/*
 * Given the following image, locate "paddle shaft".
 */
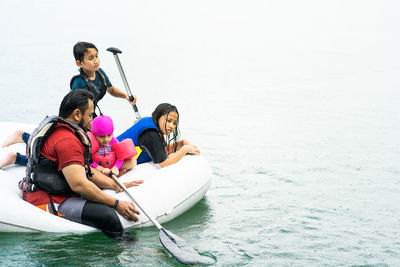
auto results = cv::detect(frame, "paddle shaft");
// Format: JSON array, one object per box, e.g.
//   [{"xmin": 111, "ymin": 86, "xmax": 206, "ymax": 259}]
[
  {"xmin": 107, "ymin": 48, "xmax": 141, "ymax": 120},
  {"xmin": 110, "ymin": 174, "xmax": 162, "ymax": 230},
  {"xmin": 110, "ymin": 175, "xmax": 209, "ymax": 264}
]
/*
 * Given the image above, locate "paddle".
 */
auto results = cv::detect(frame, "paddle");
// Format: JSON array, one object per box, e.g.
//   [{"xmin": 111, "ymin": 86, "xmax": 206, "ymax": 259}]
[
  {"xmin": 110, "ymin": 174, "xmax": 210, "ymax": 264},
  {"xmin": 106, "ymin": 47, "xmax": 141, "ymax": 120}
]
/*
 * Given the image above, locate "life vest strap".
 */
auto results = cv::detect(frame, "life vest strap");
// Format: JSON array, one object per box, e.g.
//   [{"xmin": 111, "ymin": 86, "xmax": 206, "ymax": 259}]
[{"xmin": 36, "ymin": 203, "xmax": 65, "ymax": 217}]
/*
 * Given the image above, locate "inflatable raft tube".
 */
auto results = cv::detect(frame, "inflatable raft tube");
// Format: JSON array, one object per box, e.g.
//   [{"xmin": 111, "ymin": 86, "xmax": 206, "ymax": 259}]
[{"xmin": 0, "ymin": 122, "xmax": 212, "ymax": 233}]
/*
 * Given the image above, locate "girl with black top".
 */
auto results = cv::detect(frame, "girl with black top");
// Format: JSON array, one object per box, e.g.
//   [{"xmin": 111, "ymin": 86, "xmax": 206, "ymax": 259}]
[{"xmin": 117, "ymin": 103, "xmax": 200, "ymax": 167}]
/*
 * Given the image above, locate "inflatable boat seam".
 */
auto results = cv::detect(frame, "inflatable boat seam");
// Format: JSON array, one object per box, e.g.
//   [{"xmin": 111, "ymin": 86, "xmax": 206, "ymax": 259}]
[
  {"xmin": 170, "ymin": 180, "xmax": 211, "ymax": 213},
  {"xmin": 0, "ymin": 221, "xmax": 43, "ymax": 232}
]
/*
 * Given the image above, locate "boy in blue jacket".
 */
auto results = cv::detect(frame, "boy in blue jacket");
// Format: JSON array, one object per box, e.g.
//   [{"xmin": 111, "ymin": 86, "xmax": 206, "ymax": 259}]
[{"xmin": 70, "ymin": 41, "xmax": 136, "ymax": 116}]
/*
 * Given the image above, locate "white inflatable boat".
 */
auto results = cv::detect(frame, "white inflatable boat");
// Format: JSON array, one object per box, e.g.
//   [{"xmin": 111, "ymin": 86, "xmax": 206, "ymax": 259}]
[{"xmin": 0, "ymin": 122, "xmax": 212, "ymax": 233}]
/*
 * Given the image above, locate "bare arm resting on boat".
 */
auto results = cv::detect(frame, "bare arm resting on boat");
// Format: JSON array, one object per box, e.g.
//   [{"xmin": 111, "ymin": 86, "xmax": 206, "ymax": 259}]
[
  {"xmin": 159, "ymin": 139, "xmax": 200, "ymax": 168},
  {"xmin": 139, "ymin": 130, "xmax": 200, "ymax": 168}
]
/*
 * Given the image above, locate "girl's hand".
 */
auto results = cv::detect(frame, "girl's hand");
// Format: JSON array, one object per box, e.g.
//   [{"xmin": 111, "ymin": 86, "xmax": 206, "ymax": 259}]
[
  {"xmin": 101, "ymin": 168, "xmax": 111, "ymax": 175},
  {"xmin": 183, "ymin": 144, "xmax": 200, "ymax": 155},
  {"xmin": 191, "ymin": 144, "xmax": 200, "ymax": 153},
  {"xmin": 182, "ymin": 139, "xmax": 200, "ymax": 153},
  {"xmin": 111, "ymin": 166, "xmax": 119, "ymax": 177}
]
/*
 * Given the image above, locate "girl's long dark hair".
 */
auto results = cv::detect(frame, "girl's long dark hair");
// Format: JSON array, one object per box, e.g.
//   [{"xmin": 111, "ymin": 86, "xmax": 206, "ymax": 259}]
[{"xmin": 152, "ymin": 103, "xmax": 180, "ymax": 152}]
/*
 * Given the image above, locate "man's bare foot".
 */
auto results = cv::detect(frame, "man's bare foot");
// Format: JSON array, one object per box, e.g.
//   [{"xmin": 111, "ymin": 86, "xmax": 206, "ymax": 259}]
[
  {"xmin": 0, "ymin": 152, "xmax": 17, "ymax": 169},
  {"xmin": 1, "ymin": 129, "xmax": 25, "ymax": 148}
]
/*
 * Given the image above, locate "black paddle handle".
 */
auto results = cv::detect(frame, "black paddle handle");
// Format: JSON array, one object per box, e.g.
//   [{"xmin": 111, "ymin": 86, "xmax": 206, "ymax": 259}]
[{"xmin": 106, "ymin": 47, "xmax": 122, "ymax": 55}]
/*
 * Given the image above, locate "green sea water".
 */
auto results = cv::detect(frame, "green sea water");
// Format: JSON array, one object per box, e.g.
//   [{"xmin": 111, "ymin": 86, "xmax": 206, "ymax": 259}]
[{"xmin": 0, "ymin": 201, "xmax": 216, "ymax": 266}]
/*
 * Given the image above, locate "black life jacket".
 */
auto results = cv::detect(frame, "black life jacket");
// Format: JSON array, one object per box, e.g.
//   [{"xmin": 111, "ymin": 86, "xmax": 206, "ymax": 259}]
[
  {"xmin": 24, "ymin": 115, "xmax": 93, "ymax": 195},
  {"xmin": 70, "ymin": 68, "xmax": 107, "ymax": 117}
]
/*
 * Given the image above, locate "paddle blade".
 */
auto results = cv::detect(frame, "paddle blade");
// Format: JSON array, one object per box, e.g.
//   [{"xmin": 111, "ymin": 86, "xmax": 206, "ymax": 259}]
[{"xmin": 159, "ymin": 228, "xmax": 211, "ymax": 265}]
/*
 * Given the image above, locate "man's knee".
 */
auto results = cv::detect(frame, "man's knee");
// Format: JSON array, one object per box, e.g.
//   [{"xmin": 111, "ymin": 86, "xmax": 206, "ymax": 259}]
[{"xmin": 81, "ymin": 201, "xmax": 124, "ymax": 238}]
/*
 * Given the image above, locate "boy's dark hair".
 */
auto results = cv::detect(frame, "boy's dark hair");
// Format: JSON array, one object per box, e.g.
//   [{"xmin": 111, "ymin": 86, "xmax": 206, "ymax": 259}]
[
  {"xmin": 59, "ymin": 89, "xmax": 94, "ymax": 118},
  {"xmin": 73, "ymin": 41, "xmax": 98, "ymax": 62},
  {"xmin": 152, "ymin": 103, "xmax": 180, "ymax": 151}
]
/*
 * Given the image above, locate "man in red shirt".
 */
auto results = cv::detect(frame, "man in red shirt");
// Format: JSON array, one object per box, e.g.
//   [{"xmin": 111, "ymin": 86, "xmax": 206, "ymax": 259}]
[{"xmin": 23, "ymin": 89, "xmax": 141, "ymax": 239}]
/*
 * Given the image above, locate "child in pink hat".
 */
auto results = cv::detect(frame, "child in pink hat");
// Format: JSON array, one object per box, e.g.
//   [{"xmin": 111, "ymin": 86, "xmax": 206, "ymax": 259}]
[{"xmin": 88, "ymin": 115, "xmax": 137, "ymax": 177}]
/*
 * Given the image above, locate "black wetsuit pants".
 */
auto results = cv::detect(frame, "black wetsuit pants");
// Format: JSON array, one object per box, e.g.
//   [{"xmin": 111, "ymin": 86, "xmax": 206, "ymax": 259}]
[{"xmin": 58, "ymin": 197, "xmax": 126, "ymax": 239}]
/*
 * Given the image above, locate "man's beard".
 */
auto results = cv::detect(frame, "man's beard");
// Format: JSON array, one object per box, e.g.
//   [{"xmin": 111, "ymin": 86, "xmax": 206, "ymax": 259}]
[{"xmin": 78, "ymin": 118, "xmax": 88, "ymax": 131}]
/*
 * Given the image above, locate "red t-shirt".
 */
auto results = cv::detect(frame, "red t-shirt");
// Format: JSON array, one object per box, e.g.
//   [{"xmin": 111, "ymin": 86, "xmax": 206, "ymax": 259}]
[{"xmin": 23, "ymin": 123, "xmax": 86, "ymax": 205}]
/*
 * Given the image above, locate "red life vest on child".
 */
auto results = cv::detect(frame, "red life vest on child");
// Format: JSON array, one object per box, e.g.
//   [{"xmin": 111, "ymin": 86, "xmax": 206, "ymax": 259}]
[
  {"xmin": 87, "ymin": 132, "xmax": 137, "ymax": 169},
  {"xmin": 93, "ymin": 151, "xmax": 116, "ymax": 169}
]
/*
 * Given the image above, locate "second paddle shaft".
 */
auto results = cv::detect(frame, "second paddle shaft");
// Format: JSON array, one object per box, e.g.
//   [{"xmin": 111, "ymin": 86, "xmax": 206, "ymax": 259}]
[{"xmin": 107, "ymin": 47, "xmax": 141, "ymax": 120}]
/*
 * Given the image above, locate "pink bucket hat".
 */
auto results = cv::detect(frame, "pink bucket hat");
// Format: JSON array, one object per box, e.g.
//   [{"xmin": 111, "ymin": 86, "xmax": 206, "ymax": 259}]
[{"xmin": 91, "ymin": 115, "xmax": 114, "ymax": 136}]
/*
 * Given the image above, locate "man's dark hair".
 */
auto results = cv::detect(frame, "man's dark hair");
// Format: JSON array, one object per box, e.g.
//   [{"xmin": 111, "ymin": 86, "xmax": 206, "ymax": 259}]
[
  {"xmin": 73, "ymin": 41, "xmax": 98, "ymax": 62},
  {"xmin": 59, "ymin": 89, "xmax": 94, "ymax": 118}
]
